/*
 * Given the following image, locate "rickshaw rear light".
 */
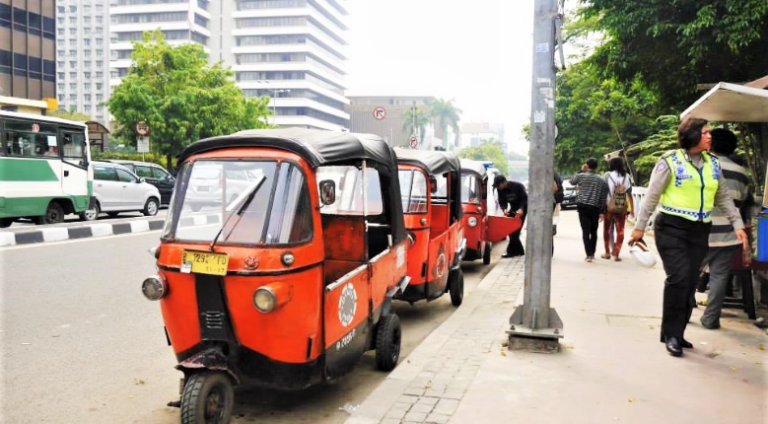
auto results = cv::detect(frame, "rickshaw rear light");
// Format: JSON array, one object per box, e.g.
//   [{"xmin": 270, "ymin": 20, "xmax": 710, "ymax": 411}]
[
  {"xmin": 253, "ymin": 282, "xmax": 292, "ymax": 313},
  {"xmin": 468, "ymin": 217, "xmax": 478, "ymax": 227},
  {"xmin": 142, "ymin": 275, "xmax": 167, "ymax": 301}
]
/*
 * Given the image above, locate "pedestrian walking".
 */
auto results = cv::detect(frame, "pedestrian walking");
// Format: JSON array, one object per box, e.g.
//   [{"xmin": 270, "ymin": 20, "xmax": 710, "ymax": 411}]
[
  {"xmin": 601, "ymin": 157, "xmax": 634, "ymax": 261},
  {"xmin": 629, "ymin": 118, "xmax": 748, "ymax": 358},
  {"xmin": 570, "ymin": 158, "xmax": 609, "ymax": 262},
  {"xmin": 698, "ymin": 128, "xmax": 753, "ymax": 330},
  {"xmin": 492, "ymin": 174, "xmax": 527, "ymax": 258}
]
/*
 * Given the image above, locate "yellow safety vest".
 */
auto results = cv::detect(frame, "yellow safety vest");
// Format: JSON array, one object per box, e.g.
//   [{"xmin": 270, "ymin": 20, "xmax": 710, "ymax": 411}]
[{"xmin": 660, "ymin": 149, "xmax": 720, "ymax": 222}]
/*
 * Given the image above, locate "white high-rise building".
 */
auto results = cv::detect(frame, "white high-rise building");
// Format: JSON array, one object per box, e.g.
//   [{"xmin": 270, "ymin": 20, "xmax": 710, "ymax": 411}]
[
  {"xmin": 107, "ymin": 0, "xmax": 350, "ymax": 130},
  {"xmin": 213, "ymin": 0, "xmax": 350, "ymax": 130},
  {"xmin": 108, "ymin": 0, "xmax": 211, "ymax": 88},
  {"xmin": 54, "ymin": 0, "xmax": 111, "ymax": 124}
]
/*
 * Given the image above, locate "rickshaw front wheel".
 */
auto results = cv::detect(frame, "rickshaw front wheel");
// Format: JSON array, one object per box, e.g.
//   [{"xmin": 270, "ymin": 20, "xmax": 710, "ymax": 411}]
[
  {"xmin": 375, "ymin": 314, "xmax": 402, "ymax": 372},
  {"xmin": 181, "ymin": 371, "xmax": 234, "ymax": 424},
  {"xmin": 449, "ymin": 270, "xmax": 464, "ymax": 307}
]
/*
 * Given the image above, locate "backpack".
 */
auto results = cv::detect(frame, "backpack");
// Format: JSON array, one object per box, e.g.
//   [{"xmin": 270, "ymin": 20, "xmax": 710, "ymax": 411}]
[
  {"xmin": 553, "ymin": 172, "xmax": 564, "ymax": 204},
  {"xmin": 607, "ymin": 175, "xmax": 628, "ymax": 214}
]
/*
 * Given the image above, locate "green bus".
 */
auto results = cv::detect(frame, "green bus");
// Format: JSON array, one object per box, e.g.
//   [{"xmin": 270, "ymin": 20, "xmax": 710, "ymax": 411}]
[{"xmin": 0, "ymin": 110, "xmax": 95, "ymax": 227}]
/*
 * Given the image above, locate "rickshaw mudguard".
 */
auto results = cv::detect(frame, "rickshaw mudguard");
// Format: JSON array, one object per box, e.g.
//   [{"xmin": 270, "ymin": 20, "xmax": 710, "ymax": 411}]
[
  {"xmin": 452, "ymin": 238, "xmax": 467, "ymax": 270},
  {"xmin": 175, "ymin": 347, "xmax": 240, "ymax": 384}
]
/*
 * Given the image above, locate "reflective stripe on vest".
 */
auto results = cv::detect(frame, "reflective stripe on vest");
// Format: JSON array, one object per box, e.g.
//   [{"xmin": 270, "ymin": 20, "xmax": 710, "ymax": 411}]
[{"xmin": 659, "ymin": 149, "xmax": 720, "ymax": 222}]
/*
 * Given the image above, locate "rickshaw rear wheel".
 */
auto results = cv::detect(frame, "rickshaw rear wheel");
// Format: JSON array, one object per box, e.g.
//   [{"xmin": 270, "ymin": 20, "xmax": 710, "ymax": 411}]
[
  {"xmin": 449, "ymin": 270, "xmax": 464, "ymax": 307},
  {"xmin": 482, "ymin": 243, "xmax": 492, "ymax": 265},
  {"xmin": 181, "ymin": 371, "xmax": 234, "ymax": 424},
  {"xmin": 375, "ymin": 314, "xmax": 401, "ymax": 372}
]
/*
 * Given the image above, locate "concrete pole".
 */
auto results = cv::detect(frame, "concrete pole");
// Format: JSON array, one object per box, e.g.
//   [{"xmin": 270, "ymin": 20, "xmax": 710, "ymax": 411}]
[{"xmin": 508, "ymin": 0, "xmax": 563, "ymax": 350}]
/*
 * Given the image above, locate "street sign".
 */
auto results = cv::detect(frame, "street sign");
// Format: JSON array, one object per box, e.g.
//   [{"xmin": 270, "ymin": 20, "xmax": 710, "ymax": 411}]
[
  {"xmin": 135, "ymin": 121, "xmax": 150, "ymax": 136},
  {"xmin": 137, "ymin": 136, "xmax": 150, "ymax": 153},
  {"xmin": 373, "ymin": 106, "xmax": 387, "ymax": 120},
  {"xmin": 409, "ymin": 136, "xmax": 418, "ymax": 148}
]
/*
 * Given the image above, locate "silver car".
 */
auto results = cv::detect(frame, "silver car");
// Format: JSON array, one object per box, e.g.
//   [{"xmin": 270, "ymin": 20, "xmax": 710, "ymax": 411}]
[{"xmin": 87, "ymin": 161, "xmax": 161, "ymax": 218}]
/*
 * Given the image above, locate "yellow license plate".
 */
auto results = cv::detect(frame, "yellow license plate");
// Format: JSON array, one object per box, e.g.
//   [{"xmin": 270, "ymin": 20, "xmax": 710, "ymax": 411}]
[{"xmin": 181, "ymin": 250, "xmax": 229, "ymax": 276}]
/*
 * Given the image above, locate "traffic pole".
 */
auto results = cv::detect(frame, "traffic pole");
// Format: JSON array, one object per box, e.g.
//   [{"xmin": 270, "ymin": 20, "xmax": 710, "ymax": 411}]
[{"xmin": 507, "ymin": 0, "xmax": 563, "ymax": 352}]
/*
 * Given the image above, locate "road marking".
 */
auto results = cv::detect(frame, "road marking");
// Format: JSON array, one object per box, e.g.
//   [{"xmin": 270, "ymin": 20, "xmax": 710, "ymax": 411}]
[{"xmin": 0, "ymin": 230, "xmax": 162, "ymax": 250}]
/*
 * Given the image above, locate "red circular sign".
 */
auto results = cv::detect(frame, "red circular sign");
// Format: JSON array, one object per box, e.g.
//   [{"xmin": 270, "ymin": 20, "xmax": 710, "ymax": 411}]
[
  {"xmin": 409, "ymin": 136, "xmax": 418, "ymax": 148},
  {"xmin": 135, "ymin": 121, "xmax": 150, "ymax": 136},
  {"xmin": 373, "ymin": 106, "xmax": 387, "ymax": 120}
]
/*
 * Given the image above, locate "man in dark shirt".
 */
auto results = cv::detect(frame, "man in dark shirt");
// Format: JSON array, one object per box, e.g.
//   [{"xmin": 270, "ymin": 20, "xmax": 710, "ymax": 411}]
[
  {"xmin": 492, "ymin": 174, "xmax": 528, "ymax": 258},
  {"xmin": 570, "ymin": 158, "xmax": 609, "ymax": 262}
]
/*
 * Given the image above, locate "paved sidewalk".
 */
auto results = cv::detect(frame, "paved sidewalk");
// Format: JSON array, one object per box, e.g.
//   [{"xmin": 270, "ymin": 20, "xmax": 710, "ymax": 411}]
[{"xmin": 345, "ymin": 211, "xmax": 768, "ymax": 424}]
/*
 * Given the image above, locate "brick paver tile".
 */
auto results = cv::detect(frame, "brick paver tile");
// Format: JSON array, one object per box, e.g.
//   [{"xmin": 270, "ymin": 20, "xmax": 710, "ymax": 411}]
[
  {"xmin": 404, "ymin": 411, "xmax": 428, "ymax": 422},
  {"xmin": 425, "ymin": 413, "xmax": 451, "ymax": 424}
]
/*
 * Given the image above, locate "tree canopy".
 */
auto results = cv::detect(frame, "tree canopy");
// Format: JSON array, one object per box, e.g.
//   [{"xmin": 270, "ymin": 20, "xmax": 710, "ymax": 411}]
[
  {"xmin": 458, "ymin": 139, "xmax": 508, "ymax": 175},
  {"xmin": 427, "ymin": 98, "xmax": 462, "ymax": 150},
  {"xmin": 107, "ymin": 31, "xmax": 271, "ymax": 169}
]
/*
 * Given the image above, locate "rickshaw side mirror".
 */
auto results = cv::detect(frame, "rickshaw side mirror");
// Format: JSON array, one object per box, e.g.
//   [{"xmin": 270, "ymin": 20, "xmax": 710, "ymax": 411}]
[{"xmin": 319, "ymin": 180, "xmax": 336, "ymax": 205}]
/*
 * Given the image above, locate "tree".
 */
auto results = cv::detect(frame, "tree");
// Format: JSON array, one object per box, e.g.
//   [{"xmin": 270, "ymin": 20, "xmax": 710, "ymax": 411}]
[
  {"xmin": 458, "ymin": 140, "xmax": 508, "ymax": 175},
  {"xmin": 107, "ymin": 30, "xmax": 272, "ymax": 170},
  {"xmin": 427, "ymin": 98, "xmax": 462, "ymax": 150},
  {"xmin": 401, "ymin": 106, "xmax": 432, "ymax": 145},
  {"xmin": 579, "ymin": 0, "xmax": 768, "ymax": 110},
  {"xmin": 49, "ymin": 110, "xmax": 92, "ymax": 122}
]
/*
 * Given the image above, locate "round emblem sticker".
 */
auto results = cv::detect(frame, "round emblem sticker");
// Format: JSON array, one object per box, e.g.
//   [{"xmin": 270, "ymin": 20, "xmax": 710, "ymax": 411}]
[{"xmin": 338, "ymin": 283, "xmax": 357, "ymax": 327}]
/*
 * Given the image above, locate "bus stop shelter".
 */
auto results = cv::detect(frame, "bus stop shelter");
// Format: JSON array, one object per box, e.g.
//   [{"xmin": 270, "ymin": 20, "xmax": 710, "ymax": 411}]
[{"xmin": 86, "ymin": 121, "xmax": 110, "ymax": 151}]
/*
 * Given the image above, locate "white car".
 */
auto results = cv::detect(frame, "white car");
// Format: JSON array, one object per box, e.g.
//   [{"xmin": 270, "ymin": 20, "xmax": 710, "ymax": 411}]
[
  {"xmin": 185, "ymin": 163, "xmax": 262, "ymax": 212},
  {"xmin": 88, "ymin": 161, "xmax": 161, "ymax": 218}
]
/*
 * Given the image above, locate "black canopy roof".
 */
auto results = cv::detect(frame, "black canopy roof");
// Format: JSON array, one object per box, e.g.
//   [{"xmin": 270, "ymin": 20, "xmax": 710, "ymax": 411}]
[
  {"xmin": 459, "ymin": 158, "xmax": 487, "ymax": 178},
  {"xmin": 177, "ymin": 128, "xmax": 397, "ymax": 171},
  {"xmin": 394, "ymin": 148, "xmax": 460, "ymax": 176}
]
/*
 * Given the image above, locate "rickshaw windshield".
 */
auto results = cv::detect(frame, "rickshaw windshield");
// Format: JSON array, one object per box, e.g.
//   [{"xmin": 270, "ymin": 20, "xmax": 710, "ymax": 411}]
[
  {"xmin": 317, "ymin": 165, "xmax": 383, "ymax": 215},
  {"xmin": 162, "ymin": 159, "xmax": 313, "ymax": 245},
  {"xmin": 398, "ymin": 169, "xmax": 428, "ymax": 213},
  {"xmin": 461, "ymin": 174, "xmax": 481, "ymax": 204}
]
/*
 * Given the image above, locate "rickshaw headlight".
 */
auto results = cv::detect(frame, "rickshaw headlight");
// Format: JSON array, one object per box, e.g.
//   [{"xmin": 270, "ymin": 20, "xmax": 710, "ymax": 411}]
[
  {"xmin": 254, "ymin": 287, "xmax": 277, "ymax": 313},
  {"xmin": 468, "ymin": 217, "xmax": 478, "ymax": 227},
  {"xmin": 281, "ymin": 252, "xmax": 295, "ymax": 266},
  {"xmin": 142, "ymin": 275, "xmax": 167, "ymax": 301},
  {"xmin": 253, "ymin": 282, "xmax": 292, "ymax": 313}
]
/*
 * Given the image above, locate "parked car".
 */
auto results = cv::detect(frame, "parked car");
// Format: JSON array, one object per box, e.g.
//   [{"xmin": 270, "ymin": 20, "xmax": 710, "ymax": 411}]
[
  {"xmin": 184, "ymin": 162, "xmax": 263, "ymax": 212},
  {"xmin": 104, "ymin": 160, "xmax": 175, "ymax": 206},
  {"xmin": 561, "ymin": 179, "xmax": 578, "ymax": 209},
  {"xmin": 90, "ymin": 161, "xmax": 161, "ymax": 218}
]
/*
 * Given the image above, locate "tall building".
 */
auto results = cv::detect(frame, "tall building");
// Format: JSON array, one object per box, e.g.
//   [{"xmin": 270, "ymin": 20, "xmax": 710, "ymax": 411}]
[
  {"xmin": 458, "ymin": 121, "xmax": 505, "ymax": 151},
  {"xmin": 108, "ymin": 0, "xmax": 211, "ymax": 89},
  {"xmin": 217, "ymin": 0, "xmax": 350, "ymax": 130},
  {"xmin": 55, "ymin": 0, "xmax": 110, "ymax": 124},
  {"xmin": 107, "ymin": 0, "xmax": 350, "ymax": 131},
  {"xmin": 0, "ymin": 0, "xmax": 57, "ymax": 114}
]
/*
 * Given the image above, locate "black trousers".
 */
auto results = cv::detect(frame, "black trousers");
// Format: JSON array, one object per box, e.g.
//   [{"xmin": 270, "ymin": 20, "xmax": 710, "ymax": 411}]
[
  {"xmin": 506, "ymin": 212, "xmax": 526, "ymax": 256},
  {"xmin": 577, "ymin": 205, "xmax": 601, "ymax": 257},
  {"xmin": 654, "ymin": 213, "xmax": 711, "ymax": 338}
]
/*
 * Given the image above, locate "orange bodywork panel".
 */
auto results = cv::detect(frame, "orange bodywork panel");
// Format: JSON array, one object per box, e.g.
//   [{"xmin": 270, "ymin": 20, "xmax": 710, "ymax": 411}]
[{"xmin": 486, "ymin": 215, "xmax": 523, "ymax": 243}]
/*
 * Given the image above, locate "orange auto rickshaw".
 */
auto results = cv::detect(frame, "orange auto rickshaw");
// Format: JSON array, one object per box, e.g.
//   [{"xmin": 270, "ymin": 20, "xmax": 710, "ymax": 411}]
[
  {"xmin": 394, "ymin": 148, "xmax": 466, "ymax": 307},
  {"xmin": 459, "ymin": 159, "xmax": 493, "ymax": 264},
  {"xmin": 141, "ymin": 129, "xmax": 409, "ymax": 424}
]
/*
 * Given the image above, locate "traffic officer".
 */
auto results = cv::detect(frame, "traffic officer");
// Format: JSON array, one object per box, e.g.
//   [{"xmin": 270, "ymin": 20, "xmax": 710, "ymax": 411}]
[{"xmin": 629, "ymin": 117, "xmax": 748, "ymax": 358}]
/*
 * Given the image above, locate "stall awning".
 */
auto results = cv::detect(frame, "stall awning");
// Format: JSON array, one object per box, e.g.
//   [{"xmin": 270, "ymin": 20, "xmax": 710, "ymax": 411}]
[{"xmin": 681, "ymin": 82, "xmax": 768, "ymax": 122}]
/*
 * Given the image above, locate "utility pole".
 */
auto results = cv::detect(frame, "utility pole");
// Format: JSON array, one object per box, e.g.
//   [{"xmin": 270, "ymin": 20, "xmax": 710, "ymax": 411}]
[{"xmin": 507, "ymin": 0, "xmax": 563, "ymax": 352}]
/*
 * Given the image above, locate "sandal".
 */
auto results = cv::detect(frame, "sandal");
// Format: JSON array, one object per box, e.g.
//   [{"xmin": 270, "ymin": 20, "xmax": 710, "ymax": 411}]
[
  {"xmin": 614, "ymin": 256, "xmax": 622, "ymax": 262},
  {"xmin": 601, "ymin": 254, "xmax": 611, "ymax": 259}
]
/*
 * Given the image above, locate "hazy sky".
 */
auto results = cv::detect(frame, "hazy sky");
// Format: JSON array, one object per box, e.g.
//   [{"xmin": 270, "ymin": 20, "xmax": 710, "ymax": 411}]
[{"xmin": 344, "ymin": 0, "xmax": 535, "ymax": 154}]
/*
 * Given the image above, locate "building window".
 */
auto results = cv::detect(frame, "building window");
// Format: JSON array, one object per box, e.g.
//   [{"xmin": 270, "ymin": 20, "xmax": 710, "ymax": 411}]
[
  {"xmin": 69, "ymin": 17, "xmax": 76, "ymax": 25},
  {"xmin": 58, "ymin": 83, "xmax": 64, "ymax": 91},
  {"xmin": 96, "ymin": 60, "xmax": 103, "ymax": 68},
  {"xmin": 69, "ymin": 83, "xmax": 76, "ymax": 91},
  {"xmin": 96, "ymin": 16, "xmax": 102, "ymax": 24},
  {"xmin": 69, "ymin": 40, "xmax": 76, "ymax": 47},
  {"xmin": 84, "ymin": 72, "xmax": 91, "ymax": 80},
  {"xmin": 96, "ymin": 38, "xmax": 103, "ymax": 46},
  {"xmin": 84, "ymin": 39, "xmax": 91, "ymax": 47},
  {"xmin": 69, "ymin": 28, "xmax": 76, "ymax": 36},
  {"xmin": 69, "ymin": 72, "xmax": 76, "ymax": 79}
]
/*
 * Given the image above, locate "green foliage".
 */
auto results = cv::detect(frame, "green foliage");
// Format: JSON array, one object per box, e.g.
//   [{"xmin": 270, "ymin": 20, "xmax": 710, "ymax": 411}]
[
  {"xmin": 580, "ymin": 0, "xmax": 768, "ymax": 109},
  {"xmin": 107, "ymin": 30, "xmax": 272, "ymax": 169},
  {"xmin": 426, "ymin": 98, "xmax": 462, "ymax": 149},
  {"xmin": 458, "ymin": 139, "xmax": 508, "ymax": 175},
  {"xmin": 625, "ymin": 116, "xmax": 680, "ymax": 185},
  {"xmin": 49, "ymin": 110, "xmax": 92, "ymax": 122},
  {"xmin": 401, "ymin": 106, "xmax": 432, "ymax": 144},
  {"xmin": 553, "ymin": 60, "xmax": 663, "ymax": 175},
  {"xmin": 91, "ymin": 150, "xmax": 171, "ymax": 169}
]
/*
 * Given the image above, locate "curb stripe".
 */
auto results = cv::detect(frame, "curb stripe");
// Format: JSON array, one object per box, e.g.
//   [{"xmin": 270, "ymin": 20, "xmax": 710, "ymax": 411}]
[
  {"xmin": 68, "ymin": 227, "xmax": 93, "ymax": 239},
  {"xmin": 15, "ymin": 232, "xmax": 44, "ymax": 244},
  {"xmin": 112, "ymin": 223, "xmax": 132, "ymax": 235}
]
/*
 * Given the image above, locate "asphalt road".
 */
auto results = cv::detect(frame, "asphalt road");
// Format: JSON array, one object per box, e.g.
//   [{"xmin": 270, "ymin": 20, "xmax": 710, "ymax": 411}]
[{"xmin": 0, "ymin": 229, "xmax": 501, "ymax": 424}]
